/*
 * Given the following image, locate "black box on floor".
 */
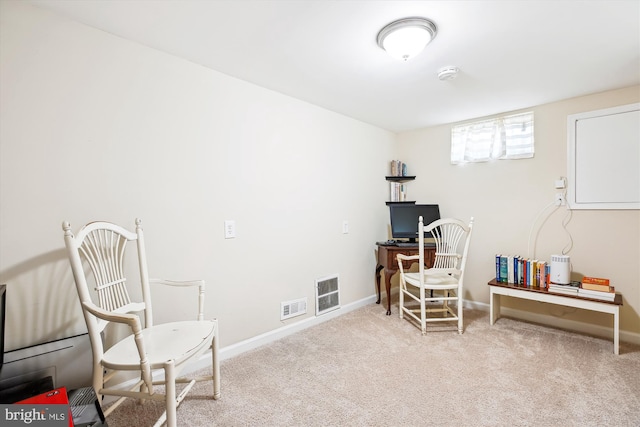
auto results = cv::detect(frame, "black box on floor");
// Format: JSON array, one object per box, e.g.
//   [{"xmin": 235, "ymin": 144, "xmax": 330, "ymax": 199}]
[{"xmin": 69, "ymin": 387, "xmax": 107, "ymax": 427}]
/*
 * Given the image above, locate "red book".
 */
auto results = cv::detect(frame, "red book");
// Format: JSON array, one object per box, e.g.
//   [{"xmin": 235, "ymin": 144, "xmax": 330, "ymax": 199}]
[{"xmin": 16, "ymin": 387, "xmax": 72, "ymax": 427}]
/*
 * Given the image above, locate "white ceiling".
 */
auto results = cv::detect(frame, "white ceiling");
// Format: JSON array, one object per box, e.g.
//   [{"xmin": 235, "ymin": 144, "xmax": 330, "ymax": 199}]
[{"xmin": 28, "ymin": 0, "xmax": 640, "ymax": 132}]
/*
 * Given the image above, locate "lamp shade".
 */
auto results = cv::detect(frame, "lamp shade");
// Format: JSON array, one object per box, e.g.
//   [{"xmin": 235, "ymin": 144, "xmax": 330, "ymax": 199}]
[{"xmin": 377, "ymin": 17, "xmax": 437, "ymax": 61}]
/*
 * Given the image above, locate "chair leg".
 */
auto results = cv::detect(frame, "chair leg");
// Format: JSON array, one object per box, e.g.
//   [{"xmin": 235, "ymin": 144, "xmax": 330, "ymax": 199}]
[
  {"xmin": 420, "ymin": 287, "xmax": 426, "ymax": 335},
  {"xmin": 457, "ymin": 293, "xmax": 463, "ymax": 334},
  {"xmin": 398, "ymin": 284, "xmax": 404, "ymax": 319},
  {"xmin": 165, "ymin": 361, "xmax": 177, "ymax": 427},
  {"xmin": 93, "ymin": 364, "xmax": 104, "ymax": 405},
  {"xmin": 212, "ymin": 327, "xmax": 221, "ymax": 400},
  {"xmin": 138, "ymin": 374, "xmax": 147, "ymax": 405}
]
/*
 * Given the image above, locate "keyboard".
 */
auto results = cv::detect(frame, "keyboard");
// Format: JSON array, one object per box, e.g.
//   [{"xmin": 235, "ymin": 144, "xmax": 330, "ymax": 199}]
[{"xmin": 395, "ymin": 242, "xmax": 419, "ymax": 247}]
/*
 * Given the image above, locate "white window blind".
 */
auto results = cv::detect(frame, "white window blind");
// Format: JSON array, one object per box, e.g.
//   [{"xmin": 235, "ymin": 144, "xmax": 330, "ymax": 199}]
[{"xmin": 451, "ymin": 111, "xmax": 534, "ymax": 164}]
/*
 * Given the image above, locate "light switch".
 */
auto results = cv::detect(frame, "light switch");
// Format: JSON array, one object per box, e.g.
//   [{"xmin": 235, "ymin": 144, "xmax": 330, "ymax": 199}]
[
  {"xmin": 342, "ymin": 220, "xmax": 349, "ymax": 234},
  {"xmin": 224, "ymin": 220, "xmax": 236, "ymax": 239}
]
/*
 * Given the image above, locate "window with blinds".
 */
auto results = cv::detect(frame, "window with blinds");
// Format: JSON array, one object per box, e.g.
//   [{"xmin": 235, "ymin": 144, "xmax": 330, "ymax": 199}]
[{"xmin": 451, "ymin": 111, "xmax": 534, "ymax": 164}]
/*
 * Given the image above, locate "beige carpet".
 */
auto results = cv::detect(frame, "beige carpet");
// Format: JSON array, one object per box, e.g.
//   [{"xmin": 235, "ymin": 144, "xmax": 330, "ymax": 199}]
[{"xmin": 105, "ymin": 303, "xmax": 640, "ymax": 426}]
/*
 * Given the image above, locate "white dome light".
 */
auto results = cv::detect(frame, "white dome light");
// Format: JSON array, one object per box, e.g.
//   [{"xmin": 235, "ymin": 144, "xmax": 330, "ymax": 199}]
[{"xmin": 377, "ymin": 17, "xmax": 437, "ymax": 61}]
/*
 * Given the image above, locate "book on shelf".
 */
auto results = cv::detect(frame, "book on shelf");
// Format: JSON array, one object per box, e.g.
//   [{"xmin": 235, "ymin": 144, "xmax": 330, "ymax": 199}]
[
  {"xmin": 390, "ymin": 160, "xmax": 408, "ymax": 177},
  {"xmin": 519, "ymin": 257, "xmax": 525, "ymax": 285},
  {"xmin": 548, "ymin": 283, "xmax": 579, "ymax": 295},
  {"xmin": 507, "ymin": 255, "xmax": 514, "ymax": 285},
  {"xmin": 581, "ymin": 282, "xmax": 612, "ymax": 292},
  {"xmin": 549, "ymin": 280, "xmax": 579, "ymax": 292},
  {"xmin": 582, "ymin": 276, "xmax": 609, "ymax": 286},
  {"xmin": 389, "ymin": 182, "xmax": 407, "ymax": 202},
  {"xmin": 537, "ymin": 261, "xmax": 547, "ymax": 288},
  {"xmin": 577, "ymin": 287, "xmax": 616, "ymax": 301},
  {"xmin": 529, "ymin": 260, "xmax": 538, "ymax": 287},
  {"xmin": 581, "ymin": 276, "xmax": 611, "ymax": 292},
  {"xmin": 499, "ymin": 255, "xmax": 508, "ymax": 283}
]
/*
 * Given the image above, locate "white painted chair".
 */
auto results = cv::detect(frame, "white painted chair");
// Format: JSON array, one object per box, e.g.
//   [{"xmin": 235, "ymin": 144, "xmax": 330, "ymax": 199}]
[
  {"xmin": 397, "ymin": 216, "xmax": 474, "ymax": 335},
  {"xmin": 62, "ymin": 219, "xmax": 220, "ymax": 427}
]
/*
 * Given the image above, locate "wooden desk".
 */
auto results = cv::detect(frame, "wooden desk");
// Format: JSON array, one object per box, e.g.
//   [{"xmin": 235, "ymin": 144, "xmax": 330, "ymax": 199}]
[
  {"xmin": 488, "ymin": 278, "xmax": 623, "ymax": 354},
  {"xmin": 375, "ymin": 243, "xmax": 435, "ymax": 315}
]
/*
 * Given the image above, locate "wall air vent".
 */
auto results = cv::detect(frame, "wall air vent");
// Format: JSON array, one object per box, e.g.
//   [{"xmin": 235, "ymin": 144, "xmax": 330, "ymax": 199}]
[
  {"xmin": 280, "ymin": 297, "xmax": 307, "ymax": 321},
  {"xmin": 316, "ymin": 275, "xmax": 340, "ymax": 316}
]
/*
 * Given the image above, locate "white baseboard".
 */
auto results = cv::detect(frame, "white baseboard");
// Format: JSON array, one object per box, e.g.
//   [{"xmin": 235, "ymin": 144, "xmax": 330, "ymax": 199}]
[{"xmin": 465, "ymin": 299, "xmax": 640, "ymax": 346}]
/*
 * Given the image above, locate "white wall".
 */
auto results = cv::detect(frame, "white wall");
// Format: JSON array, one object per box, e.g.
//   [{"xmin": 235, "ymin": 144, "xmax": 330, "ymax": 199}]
[
  {"xmin": 1, "ymin": 1, "xmax": 638, "ymax": 368},
  {"xmin": 0, "ymin": 2, "xmax": 395, "ymax": 352},
  {"xmin": 397, "ymin": 86, "xmax": 640, "ymax": 337}
]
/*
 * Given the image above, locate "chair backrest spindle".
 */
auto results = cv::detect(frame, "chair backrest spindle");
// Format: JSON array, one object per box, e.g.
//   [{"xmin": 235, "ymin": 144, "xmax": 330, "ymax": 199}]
[
  {"xmin": 81, "ymin": 228, "xmax": 133, "ymax": 312},
  {"xmin": 421, "ymin": 217, "xmax": 474, "ymax": 277}
]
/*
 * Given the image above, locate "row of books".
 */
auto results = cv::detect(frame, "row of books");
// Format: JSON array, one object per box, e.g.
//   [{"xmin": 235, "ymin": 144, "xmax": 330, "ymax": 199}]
[
  {"xmin": 495, "ymin": 255, "xmax": 616, "ymax": 301},
  {"xmin": 389, "ymin": 182, "xmax": 408, "ymax": 202},
  {"xmin": 390, "ymin": 160, "xmax": 408, "ymax": 177},
  {"xmin": 495, "ymin": 255, "xmax": 550, "ymax": 288}
]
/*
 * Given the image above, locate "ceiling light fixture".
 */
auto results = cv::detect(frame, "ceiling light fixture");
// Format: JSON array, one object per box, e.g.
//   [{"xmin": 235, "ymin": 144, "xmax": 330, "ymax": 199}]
[{"xmin": 377, "ymin": 17, "xmax": 437, "ymax": 61}]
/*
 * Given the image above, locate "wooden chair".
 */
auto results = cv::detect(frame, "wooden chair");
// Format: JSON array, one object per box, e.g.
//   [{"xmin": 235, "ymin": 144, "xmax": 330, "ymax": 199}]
[
  {"xmin": 62, "ymin": 219, "xmax": 220, "ymax": 427},
  {"xmin": 397, "ymin": 216, "xmax": 474, "ymax": 335}
]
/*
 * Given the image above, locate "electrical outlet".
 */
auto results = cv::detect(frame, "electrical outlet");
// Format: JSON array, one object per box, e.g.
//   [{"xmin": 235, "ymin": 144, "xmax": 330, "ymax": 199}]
[
  {"xmin": 555, "ymin": 193, "xmax": 565, "ymax": 206},
  {"xmin": 224, "ymin": 220, "xmax": 236, "ymax": 239}
]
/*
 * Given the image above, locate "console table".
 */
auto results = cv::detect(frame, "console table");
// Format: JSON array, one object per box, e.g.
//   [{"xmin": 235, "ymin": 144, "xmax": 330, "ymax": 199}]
[
  {"xmin": 488, "ymin": 278, "xmax": 623, "ymax": 354},
  {"xmin": 375, "ymin": 243, "xmax": 435, "ymax": 315}
]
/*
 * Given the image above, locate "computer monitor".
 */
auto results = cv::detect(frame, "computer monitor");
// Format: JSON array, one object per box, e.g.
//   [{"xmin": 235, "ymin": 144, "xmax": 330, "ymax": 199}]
[
  {"xmin": 389, "ymin": 204, "xmax": 441, "ymax": 242},
  {"xmin": 0, "ymin": 284, "xmax": 5, "ymax": 371}
]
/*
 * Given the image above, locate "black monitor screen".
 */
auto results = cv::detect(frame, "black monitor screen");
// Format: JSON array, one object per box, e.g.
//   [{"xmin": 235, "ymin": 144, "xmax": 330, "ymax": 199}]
[
  {"xmin": 0, "ymin": 284, "xmax": 5, "ymax": 371},
  {"xmin": 389, "ymin": 204, "xmax": 441, "ymax": 242}
]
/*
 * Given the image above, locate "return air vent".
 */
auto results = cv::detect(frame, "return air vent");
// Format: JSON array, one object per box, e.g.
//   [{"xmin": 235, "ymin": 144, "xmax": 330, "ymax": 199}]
[
  {"xmin": 316, "ymin": 275, "xmax": 340, "ymax": 316},
  {"xmin": 281, "ymin": 297, "xmax": 307, "ymax": 321}
]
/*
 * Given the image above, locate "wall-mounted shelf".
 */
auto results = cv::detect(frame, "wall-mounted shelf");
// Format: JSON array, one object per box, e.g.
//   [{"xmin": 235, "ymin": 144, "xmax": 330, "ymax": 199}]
[
  {"xmin": 385, "ymin": 201, "xmax": 416, "ymax": 205},
  {"xmin": 385, "ymin": 176, "xmax": 416, "ymax": 182},
  {"xmin": 386, "ymin": 176, "xmax": 416, "ymax": 204}
]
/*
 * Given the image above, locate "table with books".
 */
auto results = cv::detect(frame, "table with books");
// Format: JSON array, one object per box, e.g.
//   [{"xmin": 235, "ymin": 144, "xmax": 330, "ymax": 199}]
[{"xmin": 487, "ymin": 278, "xmax": 623, "ymax": 355}]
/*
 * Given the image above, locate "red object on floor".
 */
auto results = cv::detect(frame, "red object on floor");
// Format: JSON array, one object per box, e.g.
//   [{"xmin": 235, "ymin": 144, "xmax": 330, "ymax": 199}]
[{"xmin": 17, "ymin": 386, "xmax": 73, "ymax": 427}]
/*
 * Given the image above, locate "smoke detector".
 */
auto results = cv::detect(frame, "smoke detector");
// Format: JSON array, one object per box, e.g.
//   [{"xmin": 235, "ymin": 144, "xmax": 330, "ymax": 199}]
[{"xmin": 438, "ymin": 66, "xmax": 459, "ymax": 81}]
